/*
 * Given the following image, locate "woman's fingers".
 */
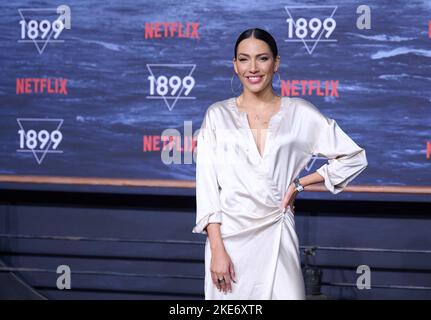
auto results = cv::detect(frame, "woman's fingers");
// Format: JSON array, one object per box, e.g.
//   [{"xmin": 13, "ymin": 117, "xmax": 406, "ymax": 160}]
[
  {"xmin": 211, "ymin": 272, "xmax": 221, "ymax": 291},
  {"xmin": 281, "ymin": 196, "xmax": 291, "ymax": 212},
  {"xmin": 229, "ymin": 263, "xmax": 236, "ymax": 283},
  {"xmin": 230, "ymin": 264, "xmax": 236, "ymax": 283},
  {"xmin": 212, "ymin": 272, "xmax": 234, "ymax": 293},
  {"xmin": 281, "ymin": 188, "xmax": 298, "ymax": 213},
  {"xmin": 222, "ymin": 272, "xmax": 232, "ymax": 293},
  {"xmin": 280, "ymin": 195, "xmax": 288, "ymax": 211},
  {"xmin": 218, "ymin": 274, "xmax": 228, "ymax": 293},
  {"xmin": 212, "ymin": 271, "xmax": 229, "ymax": 293},
  {"xmin": 290, "ymin": 196, "xmax": 296, "ymax": 207},
  {"xmin": 210, "ymin": 258, "xmax": 236, "ymax": 294}
]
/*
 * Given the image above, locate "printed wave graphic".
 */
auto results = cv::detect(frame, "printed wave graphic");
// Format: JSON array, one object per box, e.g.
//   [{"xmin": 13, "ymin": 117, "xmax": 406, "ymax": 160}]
[
  {"xmin": 371, "ymin": 47, "xmax": 431, "ymax": 59},
  {"xmin": 347, "ymin": 33, "xmax": 415, "ymax": 42}
]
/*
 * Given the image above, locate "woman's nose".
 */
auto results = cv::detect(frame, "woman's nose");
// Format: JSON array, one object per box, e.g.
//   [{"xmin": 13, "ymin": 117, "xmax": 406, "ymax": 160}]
[{"xmin": 250, "ymin": 59, "xmax": 258, "ymax": 72}]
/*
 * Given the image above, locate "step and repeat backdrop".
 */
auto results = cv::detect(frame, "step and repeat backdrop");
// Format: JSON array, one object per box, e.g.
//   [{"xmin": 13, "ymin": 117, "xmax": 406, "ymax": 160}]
[{"xmin": 0, "ymin": 1, "xmax": 430, "ymax": 200}]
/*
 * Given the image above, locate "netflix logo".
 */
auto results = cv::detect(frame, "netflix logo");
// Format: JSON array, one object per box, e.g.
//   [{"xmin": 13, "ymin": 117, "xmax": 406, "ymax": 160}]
[
  {"xmin": 16, "ymin": 78, "xmax": 68, "ymax": 95},
  {"xmin": 427, "ymin": 141, "xmax": 431, "ymax": 160},
  {"xmin": 144, "ymin": 22, "xmax": 200, "ymax": 39},
  {"xmin": 143, "ymin": 135, "xmax": 197, "ymax": 153},
  {"xmin": 281, "ymin": 79, "xmax": 339, "ymax": 97}
]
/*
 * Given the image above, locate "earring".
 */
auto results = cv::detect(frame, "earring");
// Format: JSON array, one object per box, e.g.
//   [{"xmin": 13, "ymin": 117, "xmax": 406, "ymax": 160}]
[{"xmin": 230, "ymin": 73, "xmax": 242, "ymax": 95}]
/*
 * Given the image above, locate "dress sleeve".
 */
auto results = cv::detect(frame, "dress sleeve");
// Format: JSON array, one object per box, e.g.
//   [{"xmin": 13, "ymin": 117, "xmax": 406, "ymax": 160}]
[
  {"xmin": 192, "ymin": 109, "xmax": 222, "ymax": 234},
  {"xmin": 312, "ymin": 112, "xmax": 368, "ymax": 194}
]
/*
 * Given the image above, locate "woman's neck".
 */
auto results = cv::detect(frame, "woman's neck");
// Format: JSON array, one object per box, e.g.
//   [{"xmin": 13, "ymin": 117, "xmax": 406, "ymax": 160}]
[{"xmin": 238, "ymin": 88, "xmax": 279, "ymax": 111}]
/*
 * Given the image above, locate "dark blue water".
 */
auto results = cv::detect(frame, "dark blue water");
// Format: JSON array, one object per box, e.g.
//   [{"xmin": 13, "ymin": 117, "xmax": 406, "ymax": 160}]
[{"xmin": 0, "ymin": 0, "xmax": 430, "ymax": 197}]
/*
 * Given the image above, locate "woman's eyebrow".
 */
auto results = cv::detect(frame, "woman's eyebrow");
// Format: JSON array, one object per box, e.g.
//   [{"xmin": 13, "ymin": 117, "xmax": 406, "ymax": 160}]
[{"xmin": 238, "ymin": 52, "xmax": 269, "ymax": 57}]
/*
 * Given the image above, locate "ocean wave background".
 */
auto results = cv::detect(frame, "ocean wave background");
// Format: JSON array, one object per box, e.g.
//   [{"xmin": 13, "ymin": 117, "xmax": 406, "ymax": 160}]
[{"xmin": 0, "ymin": 0, "xmax": 430, "ymax": 194}]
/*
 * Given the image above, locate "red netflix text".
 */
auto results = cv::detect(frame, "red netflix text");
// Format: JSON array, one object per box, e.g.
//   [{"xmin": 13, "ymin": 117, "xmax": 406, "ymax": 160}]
[
  {"xmin": 281, "ymin": 80, "xmax": 339, "ymax": 97},
  {"xmin": 16, "ymin": 78, "xmax": 68, "ymax": 95},
  {"xmin": 143, "ymin": 135, "xmax": 197, "ymax": 153},
  {"xmin": 426, "ymin": 141, "xmax": 431, "ymax": 160},
  {"xmin": 144, "ymin": 22, "xmax": 200, "ymax": 39}
]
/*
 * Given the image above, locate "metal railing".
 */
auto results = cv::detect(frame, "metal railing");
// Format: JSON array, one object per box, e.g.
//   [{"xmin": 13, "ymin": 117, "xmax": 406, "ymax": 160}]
[{"xmin": 1, "ymin": 233, "xmax": 430, "ymax": 293}]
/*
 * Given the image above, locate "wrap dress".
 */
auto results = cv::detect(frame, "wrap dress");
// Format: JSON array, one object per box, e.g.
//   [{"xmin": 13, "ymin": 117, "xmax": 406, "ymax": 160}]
[{"xmin": 192, "ymin": 96, "xmax": 368, "ymax": 300}]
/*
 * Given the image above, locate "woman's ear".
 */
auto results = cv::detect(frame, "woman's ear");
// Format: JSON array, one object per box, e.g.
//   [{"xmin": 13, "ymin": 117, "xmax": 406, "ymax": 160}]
[{"xmin": 232, "ymin": 58, "xmax": 238, "ymax": 74}]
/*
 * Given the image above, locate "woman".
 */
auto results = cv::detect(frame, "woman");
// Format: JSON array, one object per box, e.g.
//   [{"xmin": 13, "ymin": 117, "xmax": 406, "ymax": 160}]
[{"xmin": 193, "ymin": 28, "xmax": 368, "ymax": 300}]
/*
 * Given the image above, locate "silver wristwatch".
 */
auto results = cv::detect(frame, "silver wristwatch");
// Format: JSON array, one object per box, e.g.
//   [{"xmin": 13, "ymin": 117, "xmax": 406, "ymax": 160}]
[{"xmin": 293, "ymin": 177, "xmax": 304, "ymax": 193}]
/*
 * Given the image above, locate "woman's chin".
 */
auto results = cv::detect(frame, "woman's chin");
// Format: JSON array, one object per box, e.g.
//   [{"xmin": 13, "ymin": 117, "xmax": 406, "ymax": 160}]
[{"xmin": 244, "ymin": 84, "xmax": 269, "ymax": 93}]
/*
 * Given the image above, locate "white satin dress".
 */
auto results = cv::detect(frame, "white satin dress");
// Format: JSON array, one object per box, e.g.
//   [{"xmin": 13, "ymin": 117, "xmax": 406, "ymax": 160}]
[{"xmin": 192, "ymin": 96, "xmax": 368, "ymax": 300}]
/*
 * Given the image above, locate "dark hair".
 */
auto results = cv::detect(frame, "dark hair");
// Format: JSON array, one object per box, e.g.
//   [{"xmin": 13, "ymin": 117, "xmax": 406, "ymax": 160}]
[{"xmin": 234, "ymin": 28, "xmax": 278, "ymax": 59}]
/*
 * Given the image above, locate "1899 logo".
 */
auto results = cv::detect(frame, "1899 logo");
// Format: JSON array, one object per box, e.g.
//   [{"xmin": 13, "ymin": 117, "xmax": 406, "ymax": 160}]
[
  {"xmin": 18, "ymin": 5, "xmax": 71, "ymax": 54},
  {"xmin": 16, "ymin": 118, "xmax": 64, "ymax": 164}
]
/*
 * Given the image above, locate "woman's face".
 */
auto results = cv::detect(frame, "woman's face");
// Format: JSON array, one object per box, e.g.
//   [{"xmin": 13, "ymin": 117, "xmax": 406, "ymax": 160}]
[{"xmin": 233, "ymin": 37, "xmax": 280, "ymax": 94}]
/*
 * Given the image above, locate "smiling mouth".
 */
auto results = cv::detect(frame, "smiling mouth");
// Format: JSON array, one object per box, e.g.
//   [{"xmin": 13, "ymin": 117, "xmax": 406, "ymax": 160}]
[{"xmin": 246, "ymin": 75, "xmax": 264, "ymax": 84}]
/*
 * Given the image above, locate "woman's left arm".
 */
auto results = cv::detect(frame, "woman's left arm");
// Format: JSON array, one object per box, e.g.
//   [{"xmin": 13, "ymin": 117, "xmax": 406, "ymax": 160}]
[
  {"xmin": 310, "ymin": 116, "xmax": 368, "ymax": 194},
  {"xmin": 281, "ymin": 172, "xmax": 324, "ymax": 212},
  {"xmin": 281, "ymin": 102, "xmax": 368, "ymax": 211}
]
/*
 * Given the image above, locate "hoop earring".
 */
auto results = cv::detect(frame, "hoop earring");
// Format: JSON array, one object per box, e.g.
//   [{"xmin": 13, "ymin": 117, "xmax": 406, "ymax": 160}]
[
  {"xmin": 273, "ymin": 71, "xmax": 282, "ymax": 89},
  {"xmin": 230, "ymin": 73, "xmax": 242, "ymax": 95}
]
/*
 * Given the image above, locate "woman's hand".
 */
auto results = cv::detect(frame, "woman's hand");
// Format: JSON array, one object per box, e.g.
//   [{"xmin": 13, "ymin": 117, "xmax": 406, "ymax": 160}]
[
  {"xmin": 280, "ymin": 182, "xmax": 298, "ymax": 215},
  {"xmin": 210, "ymin": 248, "xmax": 236, "ymax": 294}
]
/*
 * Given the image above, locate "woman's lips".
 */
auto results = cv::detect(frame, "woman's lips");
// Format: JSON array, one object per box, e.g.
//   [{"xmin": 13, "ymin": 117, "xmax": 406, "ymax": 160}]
[{"xmin": 246, "ymin": 75, "xmax": 264, "ymax": 84}]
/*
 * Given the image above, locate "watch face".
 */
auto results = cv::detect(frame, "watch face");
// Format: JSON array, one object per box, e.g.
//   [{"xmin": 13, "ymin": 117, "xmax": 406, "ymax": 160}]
[{"xmin": 294, "ymin": 179, "xmax": 302, "ymax": 192}]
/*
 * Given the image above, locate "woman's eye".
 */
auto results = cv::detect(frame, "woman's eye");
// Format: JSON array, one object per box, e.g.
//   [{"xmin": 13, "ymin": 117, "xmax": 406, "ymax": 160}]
[{"xmin": 238, "ymin": 57, "xmax": 267, "ymax": 62}]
